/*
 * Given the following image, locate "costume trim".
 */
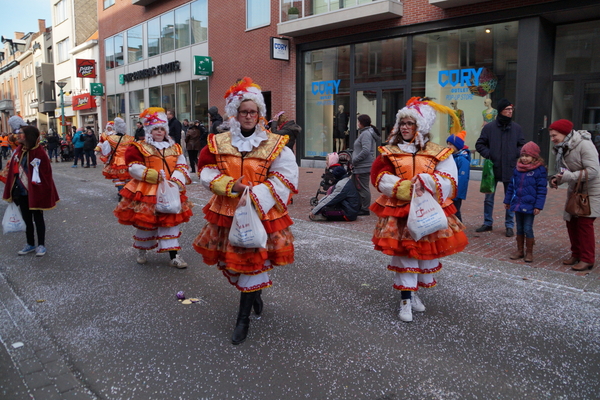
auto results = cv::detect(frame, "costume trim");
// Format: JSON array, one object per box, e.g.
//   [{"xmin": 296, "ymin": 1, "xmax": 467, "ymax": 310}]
[
  {"xmin": 395, "ymin": 180, "xmax": 412, "ymax": 201},
  {"xmin": 375, "ymin": 171, "xmax": 393, "ymax": 191},
  {"xmin": 133, "ymin": 243, "xmax": 158, "ymax": 250},
  {"xmin": 210, "ymin": 174, "xmax": 232, "ymax": 196},
  {"xmin": 157, "ymin": 246, "xmax": 181, "ymax": 253},
  {"xmin": 143, "ymin": 168, "xmax": 159, "ymax": 184},
  {"xmin": 249, "ymin": 190, "xmax": 266, "ymax": 218},
  {"xmin": 264, "ymin": 180, "xmax": 286, "ymax": 211},
  {"xmin": 437, "ymin": 171, "xmax": 457, "ymax": 200},
  {"xmin": 269, "ymin": 171, "xmax": 298, "ymax": 194},
  {"xmin": 387, "ymin": 262, "xmax": 442, "ymax": 275}
]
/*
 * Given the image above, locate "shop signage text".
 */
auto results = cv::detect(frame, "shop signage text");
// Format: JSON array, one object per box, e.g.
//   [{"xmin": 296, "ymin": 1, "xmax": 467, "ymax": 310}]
[
  {"xmin": 438, "ymin": 67, "xmax": 483, "ymax": 88},
  {"xmin": 90, "ymin": 83, "xmax": 104, "ymax": 96},
  {"xmin": 194, "ymin": 56, "xmax": 213, "ymax": 76},
  {"xmin": 312, "ymin": 79, "xmax": 340, "ymax": 106},
  {"xmin": 72, "ymin": 93, "xmax": 96, "ymax": 110},
  {"xmin": 120, "ymin": 61, "xmax": 181, "ymax": 84},
  {"xmin": 271, "ymin": 37, "xmax": 290, "ymax": 61},
  {"xmin": 76, "ymin": 59, "xmax": 97, "ymax": 78}
]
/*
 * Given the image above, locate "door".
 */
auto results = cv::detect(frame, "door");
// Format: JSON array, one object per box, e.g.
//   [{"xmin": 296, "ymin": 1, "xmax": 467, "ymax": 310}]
[{"xmin": 350, "ymin": 86, "xmax": 405, "ymax": 147}]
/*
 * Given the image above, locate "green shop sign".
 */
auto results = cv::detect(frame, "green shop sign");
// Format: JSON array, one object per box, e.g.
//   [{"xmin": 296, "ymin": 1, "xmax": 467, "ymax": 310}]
[
  {"xmin": 194, "ymin": 56, "xmax": 213, "ymax": 76},
  {"xmin": 90, "ymin": 83, "xmax": 104, "ymax": 96}
]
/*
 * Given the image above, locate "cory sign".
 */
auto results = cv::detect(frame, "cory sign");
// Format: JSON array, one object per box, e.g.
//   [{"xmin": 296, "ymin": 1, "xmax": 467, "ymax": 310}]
[
  {"xmin": 72, "ymin": 93, "xmax": 96, "ymax": 111},
  {"xmin": 438, "ymin": 67, "xmax": 483, "ymax": 87},
  {"xmin": 76, "ymin": 59, "xmax": 97, "ymax": 78}
]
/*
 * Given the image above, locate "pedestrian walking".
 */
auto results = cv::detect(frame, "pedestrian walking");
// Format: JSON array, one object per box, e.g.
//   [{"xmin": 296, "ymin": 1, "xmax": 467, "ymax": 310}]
[
  {"xmin": 45, "ymin": 129, "xmax": 61, "ymax": 163},
  {"xmin": 82, "ymin": 127, "xmax": 98, "ymax": 168},
  {"xmin": 193, "ymin": 77, "xmax": 298, "ymax": 345},
  {"xmin": 548, "ymin": 119, "xmax": 600, "ymax": 271},
  {"xmin": 99, "ymin": 117, "xmax": 134, "ymax": 198},
  {"xmin": 114, "ymin": 107, "xmax": 193, "ymax": 268},
  {"xmin": 352, "ymin": 114, "xmax": 379, "ymax": 216},
  {"xmin": 72, "ymin": 129, "xmax": 85, "ymax": 167},
  {"xmin": 370, "ymin": 97, "xmax": 468, "ymax": 323},
  {"xmin": 184, "ymin": 124, "xmax": 202, "ymax": 173},
  {"xmin": 475, "ymin": 99, "xmax": 525, "ymax": 237},
  {"xmin": 503, "ymin": 141, "xmax": 547, "ymax": 262},
  {"xmin": 2, "ymin": 116, "xmax": 59, "ymax": 257},
  {"xmin": 446, "ymin": 130, "xmax": 470, "ymax": 222}
]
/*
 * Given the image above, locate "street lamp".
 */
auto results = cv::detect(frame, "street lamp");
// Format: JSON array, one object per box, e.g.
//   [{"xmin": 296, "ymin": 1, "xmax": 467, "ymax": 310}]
[{"xmin": 56, "ymin": 81, "xmax": 67, "ymax": 136}]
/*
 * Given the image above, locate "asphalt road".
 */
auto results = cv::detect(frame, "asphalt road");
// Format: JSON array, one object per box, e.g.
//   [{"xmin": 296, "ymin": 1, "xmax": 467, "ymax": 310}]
[{"xmin": 1, "ymin": 162, "xmax": 599, "ymax": 399}]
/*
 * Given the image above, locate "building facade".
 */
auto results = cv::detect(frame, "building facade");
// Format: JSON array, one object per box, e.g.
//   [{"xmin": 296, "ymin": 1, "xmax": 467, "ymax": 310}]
[{"xmin": 98, "ymin": 0, "xmax": 600, "ymax": 167}]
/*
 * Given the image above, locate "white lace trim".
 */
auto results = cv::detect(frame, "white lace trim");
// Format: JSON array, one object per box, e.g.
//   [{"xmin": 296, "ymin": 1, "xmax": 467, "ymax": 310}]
[
  {"xmin": 228, "ymin": 118, "xmax": 268, "ymax": 152},
  {"xmin": 145, "ymin": 132, "xmax": 175, "ymax": 150}
]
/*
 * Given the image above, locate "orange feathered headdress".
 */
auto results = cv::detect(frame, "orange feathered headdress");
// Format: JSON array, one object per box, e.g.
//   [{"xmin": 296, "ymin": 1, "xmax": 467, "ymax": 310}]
[{"xmin": 224, "ymin": 77, "xmax": 267, "ymax": 118}]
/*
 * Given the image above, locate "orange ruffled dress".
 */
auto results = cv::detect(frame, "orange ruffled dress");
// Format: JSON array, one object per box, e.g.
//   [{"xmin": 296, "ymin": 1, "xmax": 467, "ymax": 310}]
[
  {"xmin": 114, "ymin": 141, "xmax": 193, "ymax": 230},
  {"xmin": 370, "ymin": 142, "xmax": 468, "ymax": 261},
  {"xmin": 100, "ymin": 134, "xmax": 134, "ymax": 184},
  {"xmin": 193, "ymin": 131, "xmax": 298, "ymax": 276}
]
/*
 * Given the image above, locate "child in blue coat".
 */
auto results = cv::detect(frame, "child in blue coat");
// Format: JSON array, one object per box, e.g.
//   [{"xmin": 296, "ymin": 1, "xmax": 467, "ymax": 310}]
[
  {"xmin": 503, "ymin": 141, "xmax": 547, "ymax": 262},
  {"xmin": 447, "ymin": 130, "xmax": 470, "ymax": 222}
]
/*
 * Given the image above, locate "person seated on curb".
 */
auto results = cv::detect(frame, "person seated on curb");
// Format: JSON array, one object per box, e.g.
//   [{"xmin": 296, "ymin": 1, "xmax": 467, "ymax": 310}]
[{"xmin": 310, "ymin": 166, "xmax": 360, "ymax": 221}]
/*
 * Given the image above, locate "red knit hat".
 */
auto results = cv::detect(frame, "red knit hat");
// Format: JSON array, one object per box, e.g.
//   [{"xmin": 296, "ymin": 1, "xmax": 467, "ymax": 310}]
[
  {"xmin": 521, "ymin": 141, "xmax": 540, "ymax": 158},
  {"xmin": 548, "ymin": 119, "xmax": 573, "ymax": 135}
]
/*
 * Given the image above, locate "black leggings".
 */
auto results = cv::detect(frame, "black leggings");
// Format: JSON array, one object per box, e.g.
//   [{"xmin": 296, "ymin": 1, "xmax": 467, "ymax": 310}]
[{"xmin": 15, "ymin": 196, "xmax": 45, "ymax": 246}]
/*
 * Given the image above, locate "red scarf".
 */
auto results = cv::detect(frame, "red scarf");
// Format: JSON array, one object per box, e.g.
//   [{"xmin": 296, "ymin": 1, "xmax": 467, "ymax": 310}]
[{"xmin": 516, "ymin": 159, "xmax": 543, "ymax": 172}]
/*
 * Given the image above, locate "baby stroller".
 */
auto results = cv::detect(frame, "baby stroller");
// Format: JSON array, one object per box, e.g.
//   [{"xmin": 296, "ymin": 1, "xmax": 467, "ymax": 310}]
[
  {"xmin": 60, "ymin": 141, "xmax": 73, "ymax": 162},
  {"xmin": 309, "ymin": 150, "xmax": 353, "ymax": 206}
]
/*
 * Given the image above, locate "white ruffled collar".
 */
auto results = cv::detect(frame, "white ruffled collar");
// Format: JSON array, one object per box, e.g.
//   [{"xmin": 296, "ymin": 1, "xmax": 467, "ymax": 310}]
[
  {"xmin": 145, "ymin": 132, "xmax": 175, "ymax": 150},
  {"xmin": 228, "ymin": 118, "xmax": 268, "ymax": 152}
]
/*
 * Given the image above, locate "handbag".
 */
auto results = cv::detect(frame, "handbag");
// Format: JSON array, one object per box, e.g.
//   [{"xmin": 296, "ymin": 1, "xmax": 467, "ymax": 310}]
[
  {"xmin": 407, "ymin": 184, "xmax": 448, "ymax": 241},
  {"xmin": 228, "ymin": 187, "xmax": 268, "ymax": 248},
  {"xmin": 480, "ymin": 159, "xmax": 495, "ymax": 193},
  {"xmin": 565, "ymin": 170, "xmax": 591, "ymax": 217},
  {"xmin": 3, "ymin": 203, "xmax": 26, "ymax": 234}
]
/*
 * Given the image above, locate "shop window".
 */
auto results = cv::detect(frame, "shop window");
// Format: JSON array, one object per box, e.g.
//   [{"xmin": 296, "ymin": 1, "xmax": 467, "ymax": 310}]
[
  {"xmin": 57, "ymin": 38, "xmax": 70, "ymax": 64},
  {"xmin": 162, "ymin": 84, "xmax": 175, "ymax": 111},
  {"xmin": 55, "ymin": 0, "xmax": 67, "ymax": 24},
  {"xmin": 147, "ymin": 17, "xmax": 160, "ymax": 57},
  {"xmin": 191, "ymin": 0, "xmax": 208, "ymax": 44},
  {"xmin": 554, "ymin": 20, "xmax": 600, "ymax": 75},
  {"xmin": 247, "ymin": 0, "xmax": 270, "ymax": 30},
  {"xmin": 149, "ymin": 86, "xmax": 161, "ymax": 107},
  {"xmin": 114, "ymin": 34, "xmax": 124, "ymax": 67},
  {"xmin": 127, "ymin": 25, "xmax": 143, "ymax": 63},
  {"xmin": 107, "ymin": 95, "xmax": 116, "ymax": 122},
  {"xmin": 129, "ymin": 89, "xmax": 144, "ymax": 115},
  {"xmin": 176, "ymin": 82, "xmax": 191, "ymax": 122},
  {"xmin": 354, "ymin": 38, "xmax": 406, "ymax": 84},
  {"xmin": 175, "ymin": 5, "xmax": 191, "ymax": 49},
  {"xmin": 105, "ymin": 38, "xmax": 114, "ymax": 69},
  {"xmin": 412, "ymin": 22, "xmax": 518, "ymax": 153},
  {"xmin": 161, "ymin": 11, "xmax": 175, "ymax": 53},
  {"xmin": 192, "ymin": 79, "xmax": 209, "ymax": 123}
]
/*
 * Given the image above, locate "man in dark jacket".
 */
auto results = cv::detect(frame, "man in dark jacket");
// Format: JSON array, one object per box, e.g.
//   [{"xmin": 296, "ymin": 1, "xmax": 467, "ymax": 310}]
[
  {"xmin": 45, "ymin": 129, "xmax": 61, "ymax": 162},
  {"xmin": 208, "ymin": 106, "xmax": 223, "ymax": 134},
  {"xmin": 475, "ymin": 98, "xmax": 525, "ymax": 237},
  {"xmin": 167, "ymin": 110, "xmax": 182, "ymax": 144},
  {"xmin": 135, "ymin": 121, "xmax": 145, "ymax": 141},
  {"xmin": 271, "ymin": 112, "xmax": 301, "ymax": 150},
  {"xmin": 309, "ymin": 166, "xmax": 360, "ymax": 221}
]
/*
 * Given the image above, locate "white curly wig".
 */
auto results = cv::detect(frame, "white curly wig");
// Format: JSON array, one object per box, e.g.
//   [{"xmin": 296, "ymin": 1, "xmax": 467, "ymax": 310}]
[
  {"xmin": 113, "ymin": 117, "xmax": 127, "ymax": 134},
  {"xmin": 8, "ymin": 115, "xmax": 26, "ymax": 133}
]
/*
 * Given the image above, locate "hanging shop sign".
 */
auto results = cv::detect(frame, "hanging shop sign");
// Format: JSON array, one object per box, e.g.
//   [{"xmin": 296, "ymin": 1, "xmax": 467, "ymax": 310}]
[
  {"xmin": 90, "ymin": 83, "xmax": 104, "ymax": 96},
  {"xmin": 72, "ymin": 93, "xmax": 97, "ymax": 110},
  {"xmin": 76, "ymin": 59, "xmax": 97, "ymax": 78},
  {"xmin": 119, "ymin": 61, "xmax": 181, "ymax": 84},
  {"xmin": 270, "ymin": 37, "xmax": 290, "ymax": 61},
  {"xmin": 194, "ymin": 56, "xmax": 213, "ymax": 76}
]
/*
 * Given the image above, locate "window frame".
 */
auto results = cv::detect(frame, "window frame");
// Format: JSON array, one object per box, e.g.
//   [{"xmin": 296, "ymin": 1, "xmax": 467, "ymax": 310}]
[{"xmin": 246, "ymin": 0, "xmax": 271, "ymax": 31}]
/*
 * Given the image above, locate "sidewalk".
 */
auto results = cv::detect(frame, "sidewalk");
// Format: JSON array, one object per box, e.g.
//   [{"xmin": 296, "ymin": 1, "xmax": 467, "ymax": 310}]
[{"xmin": 291, "ymin": 167, "xmax": 600, "ymax": 279}]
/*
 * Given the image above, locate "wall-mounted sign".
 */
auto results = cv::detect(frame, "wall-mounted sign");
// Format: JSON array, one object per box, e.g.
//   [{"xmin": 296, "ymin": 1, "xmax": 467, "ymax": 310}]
[
  {"xmin": 76, "ymin": 59, "xmax": 97, "ymax": 78},
  {"xmin": 120, "ymin": 61, "xmax": 181, "ymax": 84},
  {"xmin": 90, "ymin": 83, "xmax": 104, "ymax": 96},
  {"xmin": 194, "ymin": 56, "xmax": 213, "ymax": 76},
  {"xmin": 72, "ymin": 93, "xmax": 97, "ymax": 110},
  {"xmin": 270, "ymin": 37, "xmax": 290, "ymax": 61}
]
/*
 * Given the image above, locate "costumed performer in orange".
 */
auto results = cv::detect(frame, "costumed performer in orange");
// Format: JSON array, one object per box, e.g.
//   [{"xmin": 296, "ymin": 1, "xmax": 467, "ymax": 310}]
[
  {"xmin": 114, "ymin": 107, "xmax": 193, "ymax": 268},
  {"xmin": 193, "ymin": 77, "xmax": 298, "ymax": 345},
  {"xmin": 99, "ymin": 117, "xmax": 134, "ymax": 200},
  {"xmin": 370, "ymin": 97, "xmax": 468, "ymax": 323}
]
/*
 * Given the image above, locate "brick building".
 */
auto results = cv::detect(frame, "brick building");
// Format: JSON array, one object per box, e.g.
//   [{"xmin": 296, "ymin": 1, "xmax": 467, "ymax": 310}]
[{"xmin": 97, "ymin": 0, "xmax": 600, "ymax": 167}]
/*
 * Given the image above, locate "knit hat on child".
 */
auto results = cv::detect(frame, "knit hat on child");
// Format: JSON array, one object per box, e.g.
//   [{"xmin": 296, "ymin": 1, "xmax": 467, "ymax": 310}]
[
  {"xmin": 447, "ymin": 130, "xmax": 466, "ymax": 150},
  {"xmin": 520, "ymin": 141, "xmax": 540, "ymax": 158}
]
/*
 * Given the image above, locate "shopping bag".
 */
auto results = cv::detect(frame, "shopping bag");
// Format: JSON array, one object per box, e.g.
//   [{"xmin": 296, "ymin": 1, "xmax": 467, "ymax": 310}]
[
  {"xmin": 3, "ymin": 203, "xmax": 26, "ymax": 234},
  {"xmin": 406, "ymin": 185, "xmax": 448, "ymax": 241},
  {"xmin": 480, "ymin": 159, "xmax": 495, "ymax": 193},
  {"xmin": 155, "ymin": 173, "xmax": 182, "ymax": 214},
  {"xmin": 228, "ymin": 187, "xmax": 268, "ymax": 248}
]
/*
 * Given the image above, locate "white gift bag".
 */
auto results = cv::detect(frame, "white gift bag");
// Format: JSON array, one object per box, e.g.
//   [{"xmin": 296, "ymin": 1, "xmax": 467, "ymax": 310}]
[
  {"xmin": 155, "ymin": 172, "xmax": 182, "ymax": 214},
  {"xmin": 228, "ymin": 187, "xmax": 268, "ymax": 248},
  {"xmin": 3, "ymin": 203, "xmax": 26, "ymax": 234},
  {"xmin": 406, "ymin": 184, "xmax": 448, "ymax": 241}
]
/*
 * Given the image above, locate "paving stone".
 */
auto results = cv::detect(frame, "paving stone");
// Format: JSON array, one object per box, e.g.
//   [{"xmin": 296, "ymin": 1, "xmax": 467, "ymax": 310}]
[
  {"xmin": 61, "ymin": 388, "xmax": 95, "ymax": 400},
  {"xmin": 35, "ymin": 348, "xmax": 61, "ymax": 364},
  {"xmin": 23, "ymin": 370, "xmax": 52, "ymax": 389},
  {"xmin": 11, "ymin": 346, "xmax": 36, "ymax": 362},
  {"xmin": 30, "ymin": 384, "xmax": 61, "ymax": 400},
  {"xmin": 18, "ymin": 357, "xmax": 43, "ymax": 374},
  {"xmin": 44, "ymin": 359, "xmax": 70, "ymax": 378},
  {"xmin": 54, "ymin": 373, "xmax": 80, "ymax": 393}
]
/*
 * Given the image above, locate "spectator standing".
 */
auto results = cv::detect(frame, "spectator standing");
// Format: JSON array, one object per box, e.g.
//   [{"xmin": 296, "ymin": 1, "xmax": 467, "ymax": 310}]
[
  {"xmin": 72, "ymin": 129, "xmax": 85, "ymax": 167},
  {"xmin": 208, "ymin": 106, "xmax": 223, "ymax": 135},
  {"xmin": 135, "ymin": 121, "xmax": 145, "ymax": 141},
  {"xmin": 271, "ymin": 111, "xmax": 301, "ymax": 151},
  {"xmin": 45, "ymin": 129, "xmax": 61, "ymax": 163},
  {"xmin": 475, "ymin": 98, "xmax": 525, "ymax": 237},
  {"xmin": 504, "ymin": 141, "xmax": 547, "ymax": 263},
  {"xmin": 446, "ymin": 130, "xmax": 470, "ymax": 222},
  {"xmin": 310, "ymin": 165, "xmax": 360, "ymax": 221},
  {"xmin": 352, "ymin": 114, "xmax": 380, "ymax": 216},
  {"xmin": 182, "ymin": 119, "xmax": 190, "ymax": 137},
  {"xmin": 549, "ymin": 119, "xmax": 600, "ymax": 271},
  {"xmin": 167, "ymin": 110, "xmax": 182, "ymax": 144},
  {"xmin": 82, "ymin": 127, "xmax": 98, "ymax": 168},
  {"xmin": 184, "ymin": 124, "xmax": 202, "ymax": 174},
  {"xmin": 1, "ymin": 132, "xmax": 9, "ymax": 160},
  {"xmin": 3, "ymin": 117, "xmax": 59, "ymax": 257}
]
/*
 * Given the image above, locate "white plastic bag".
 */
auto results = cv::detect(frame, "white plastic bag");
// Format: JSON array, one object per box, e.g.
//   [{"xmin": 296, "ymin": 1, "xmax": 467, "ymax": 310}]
[
  {"xmin": 406, "ymin": 184, "xmax": 448, "ymax": 241},
  {"xmin": 228, "ymin": 187, "xmax": 268, "ymax": 248},
  {"xmin": 155, "ymin": 172, "xmax": 182, "ymax": 214},
  {"xmin": 30, "ymin": 158, "xmax": 41, "ymax": 184},
  {"xmin": 3, "ymin": 203, "xmax": 26, "ymax": 234}
]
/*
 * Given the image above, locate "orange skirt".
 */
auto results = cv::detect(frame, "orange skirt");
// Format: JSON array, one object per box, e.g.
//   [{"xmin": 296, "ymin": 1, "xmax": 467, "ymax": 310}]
[
  {"xmin": 193, "ymin": 222, "xmax": 295, "ymax": 274},
  {"xmin": 114, "ymin": 196, "xmax": 193, "ymax": 229},
  {"xmin": 372, "ymin": 212, "xmax": 468, "ymax": 260},
  {"xmin": 102, "ymin": 163, "xmax": 130, "ymax": 181}
]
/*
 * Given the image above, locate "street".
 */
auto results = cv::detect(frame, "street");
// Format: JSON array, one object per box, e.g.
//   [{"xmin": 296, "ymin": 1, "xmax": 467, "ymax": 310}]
[{"xmin": 1, "ymin": 162, "xmax": 600, "ymax": 399}]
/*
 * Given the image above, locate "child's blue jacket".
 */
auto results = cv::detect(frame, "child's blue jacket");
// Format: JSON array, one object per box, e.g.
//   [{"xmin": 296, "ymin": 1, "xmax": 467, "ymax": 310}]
[{"xmin": 504, "ymin": 165, "xmax": 548, "ymax": 214}]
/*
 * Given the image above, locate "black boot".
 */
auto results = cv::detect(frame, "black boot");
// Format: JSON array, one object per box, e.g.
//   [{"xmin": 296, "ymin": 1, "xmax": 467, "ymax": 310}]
[
  {"xmin": 253, "ymin": 290, "xmax": 263, "ymax": 316},
  {"xmin": 231, "ymin": 291, "xmax": 258, "ymax": 345}
]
